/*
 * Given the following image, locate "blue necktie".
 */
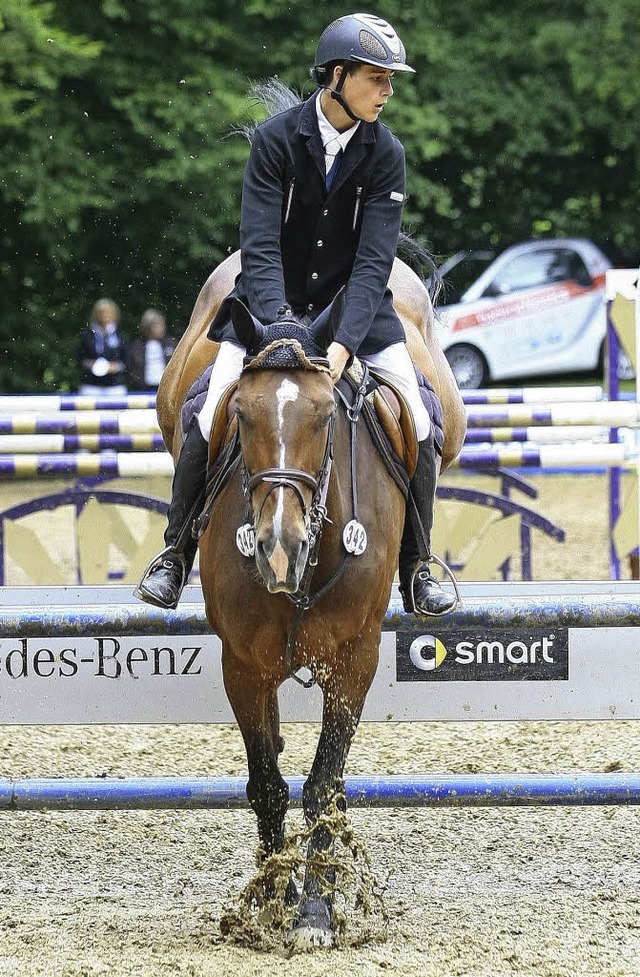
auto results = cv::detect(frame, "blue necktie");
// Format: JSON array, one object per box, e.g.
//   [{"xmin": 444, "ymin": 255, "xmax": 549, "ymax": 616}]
[{"xmin": 325, "ymin": 149, "xmax": 343, "ymax": 190}]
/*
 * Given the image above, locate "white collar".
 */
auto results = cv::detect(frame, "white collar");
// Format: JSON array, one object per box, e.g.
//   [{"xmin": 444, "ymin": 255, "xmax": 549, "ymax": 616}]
[{"xmin": 315, "ymin": 92, "xmax": 360, "ymax": 160}]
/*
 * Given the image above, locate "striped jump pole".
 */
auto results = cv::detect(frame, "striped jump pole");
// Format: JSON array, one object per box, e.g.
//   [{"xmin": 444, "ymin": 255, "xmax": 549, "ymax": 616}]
[
  {"xmin": 0, "ymin": 410, "xmax": 161, "ymax": 436},
  {"xmin": 0, "ymin": 394, "xmax": 157, "ymax": 412},
  {"xmin": 453, "ymin": 442, "xmax": 633, "ymax": 469},
  {"xmin": 462, "ymin": 385, "xmax": 604, "ymax": 405},
  {"xmin": 465, "ymin": 402, "xmax": 640, "ymax": 429},
  {"xmin": 464, "ymin": 425, "xmax": 611, "ymax": 444},
  {"xmin": 0, "ymin": 434, "xmax": 167, "ymax": 454},
  {"xmin": 0, "ymin": 452, "xmax": 174, "ymax": 478}
]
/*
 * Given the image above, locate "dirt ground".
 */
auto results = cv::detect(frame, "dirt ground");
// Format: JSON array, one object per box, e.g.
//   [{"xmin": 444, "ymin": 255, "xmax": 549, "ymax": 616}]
[
  {"xmin": 1, "ymin": 721, "xmax": 639, "ymax": 977},
  {"xmin": 1, "ymin": 472, "xmax": 640, "ymax": 976}
]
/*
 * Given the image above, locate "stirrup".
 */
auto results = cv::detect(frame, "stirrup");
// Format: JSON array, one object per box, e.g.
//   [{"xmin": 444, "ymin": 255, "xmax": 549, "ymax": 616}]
[
  {"xmin": 406, "ymin": 554, "xmax": 461, "ymax": 617},
  {"xmin": 134, "ymin": 546, "xmax": 188, "ymax": 609}
]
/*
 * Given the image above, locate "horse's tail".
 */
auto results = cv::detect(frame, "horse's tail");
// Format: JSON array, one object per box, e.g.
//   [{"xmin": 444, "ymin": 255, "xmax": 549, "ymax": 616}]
[
  {"xmin": 396, "ymin": 232, "xmax": 443, "ymax": 306},
  {"xmin": 236, "ymin": 78, "xmax": 304, "ymax": 143}
]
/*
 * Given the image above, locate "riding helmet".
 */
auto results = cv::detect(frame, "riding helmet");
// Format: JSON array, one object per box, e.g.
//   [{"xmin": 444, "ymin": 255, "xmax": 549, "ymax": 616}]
[{"xmin": 313, "ymin": 12, "xmax": 415, "ymax": 80}]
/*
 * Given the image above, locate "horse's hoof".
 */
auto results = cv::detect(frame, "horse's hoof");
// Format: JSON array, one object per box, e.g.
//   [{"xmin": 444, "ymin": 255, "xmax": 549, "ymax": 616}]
[
  {"xmin": 287, "ymin": 923, "xmax": 334, "ymax": 949},
  {"xmin": 288, "ymin": 896, "xmax": 333, "ymax": 949}
]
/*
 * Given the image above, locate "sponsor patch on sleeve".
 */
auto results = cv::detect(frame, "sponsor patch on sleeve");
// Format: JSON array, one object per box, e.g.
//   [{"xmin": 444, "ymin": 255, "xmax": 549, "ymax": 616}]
[{"xmin": 390, "ymin": 191, "xmax": 405, "ymax": 202}]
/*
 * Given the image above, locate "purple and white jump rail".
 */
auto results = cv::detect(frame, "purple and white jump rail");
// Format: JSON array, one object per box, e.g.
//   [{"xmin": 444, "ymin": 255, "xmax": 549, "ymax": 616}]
[
  {"xmin": 1, "ymin": 581, "xmax": 640, "ymax": 809},
  {"xmin": 606, "ymin": 268, "xmax": 640, "ymax": 578}
]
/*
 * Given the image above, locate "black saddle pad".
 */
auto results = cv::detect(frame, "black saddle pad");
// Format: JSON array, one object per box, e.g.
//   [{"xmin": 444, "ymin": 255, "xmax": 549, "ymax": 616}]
[{"xmin": 415, "ymin": 367, "xmax": 445, "ymax": 456}]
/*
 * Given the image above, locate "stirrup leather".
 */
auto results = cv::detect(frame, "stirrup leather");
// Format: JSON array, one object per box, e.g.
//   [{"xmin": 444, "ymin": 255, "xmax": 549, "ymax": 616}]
[{"xmin": 405, "ymin": 554, "xmax": 461, "ymax": 617}]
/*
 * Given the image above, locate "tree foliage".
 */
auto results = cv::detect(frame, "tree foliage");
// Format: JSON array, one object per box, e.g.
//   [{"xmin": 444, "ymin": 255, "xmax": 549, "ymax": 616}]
[{"xmin": 1, "ymin": 0, "xmax": 638, "ymax": 390}]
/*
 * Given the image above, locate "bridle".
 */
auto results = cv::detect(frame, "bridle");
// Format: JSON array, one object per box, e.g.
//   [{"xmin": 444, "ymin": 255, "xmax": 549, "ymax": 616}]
[
  {"xmin": 241, "ymin": 407, "xmax": 336, "ymax": 549},
  {"xmin": 238, "ymin": 350, "xmax": 352, "ymax": 687}
]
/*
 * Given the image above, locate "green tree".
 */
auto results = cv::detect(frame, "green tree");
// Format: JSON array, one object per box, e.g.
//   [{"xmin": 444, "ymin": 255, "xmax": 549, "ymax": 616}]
[{"xmin": 1, "ymin": 1, "xmax": 639, "ymax": 391}]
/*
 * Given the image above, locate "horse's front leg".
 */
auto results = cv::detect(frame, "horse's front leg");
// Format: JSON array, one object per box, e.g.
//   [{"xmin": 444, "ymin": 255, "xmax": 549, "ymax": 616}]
[
  {"xmin": 290, "ymin": 640, "xmax": 377, "ymax": 947},
  {"xmin": 222, "ymin": 654, "xmax": 296, "ymax": 902}
]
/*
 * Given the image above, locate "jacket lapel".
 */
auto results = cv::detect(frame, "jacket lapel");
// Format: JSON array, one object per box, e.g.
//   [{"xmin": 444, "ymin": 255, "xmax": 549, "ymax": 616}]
[
  {"xmin": 298, "ymin": 95, "xmax": 326, "ymax": 181},
  {"xmin": 329, "ymin": 127, "xmax": 371, "ymax": 194},
  {"xmin": 298, "ymin": 93, "xmax": 377, "ymax": 193}
]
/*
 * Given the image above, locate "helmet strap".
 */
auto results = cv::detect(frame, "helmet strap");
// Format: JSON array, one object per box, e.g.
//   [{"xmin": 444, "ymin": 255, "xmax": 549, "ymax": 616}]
[{"xmin": 328, "ymin": 62, "xmax": 364, "ymax": 124}]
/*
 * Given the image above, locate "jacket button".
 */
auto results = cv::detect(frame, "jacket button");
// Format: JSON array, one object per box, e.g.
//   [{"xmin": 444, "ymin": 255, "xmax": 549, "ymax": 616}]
[
  {"xmin": 316, "ymin": 240, "xmax": 324, "ymax": 248},
  {"xmin": 311, "ymin": 272, "xmax": 318, "ymax": 280},
  {"xmin": 322, "ymin": 209, "xmax": 328, "ymax": 217}
]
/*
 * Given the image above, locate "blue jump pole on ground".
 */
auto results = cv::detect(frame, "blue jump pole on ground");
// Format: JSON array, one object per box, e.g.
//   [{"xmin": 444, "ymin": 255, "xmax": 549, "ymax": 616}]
[{"xmin": 1, "ymin": 774, "xmax": 640, "ymax": 811}]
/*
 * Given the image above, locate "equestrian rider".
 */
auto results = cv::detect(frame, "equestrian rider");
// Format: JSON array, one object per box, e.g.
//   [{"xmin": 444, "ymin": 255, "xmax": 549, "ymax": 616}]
[{"xmin": 136, "ymin": 12, "xmax": 456, "ymax": 618}]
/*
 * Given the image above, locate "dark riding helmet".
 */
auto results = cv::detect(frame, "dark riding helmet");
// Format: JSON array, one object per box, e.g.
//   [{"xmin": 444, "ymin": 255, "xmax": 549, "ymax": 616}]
[{"xmin": 312, "ymin": 12, "xmax": 415, "ymax": 84}]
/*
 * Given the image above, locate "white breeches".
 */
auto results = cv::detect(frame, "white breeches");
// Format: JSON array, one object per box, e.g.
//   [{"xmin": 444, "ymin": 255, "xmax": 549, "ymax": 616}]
[
  {"xmin": 196, "ymin": 339, "xmax": 431, "ymax": 443},
  {"xmin": 360, "ymin": 342, "xmax": 431, "ymax": 442},
  {"xmin": 197, "ymin": 342, "xmax": 246, "ymax": 439}
]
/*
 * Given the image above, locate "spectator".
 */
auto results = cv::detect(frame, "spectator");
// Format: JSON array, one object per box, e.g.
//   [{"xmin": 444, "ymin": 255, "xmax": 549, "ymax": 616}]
[
  {"xmin": 78, "ymin": 298, "xmax": 128, "ymax": 396},
  {"xmin": 128, "ymin": 309, "xmax": 178, "ymax": 391}
]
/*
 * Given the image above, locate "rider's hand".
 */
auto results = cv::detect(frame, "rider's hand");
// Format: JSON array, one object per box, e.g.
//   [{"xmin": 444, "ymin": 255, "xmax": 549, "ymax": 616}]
[{"xmin": 327, "ymin": 342, "xmax": 351, "ymax": 384}]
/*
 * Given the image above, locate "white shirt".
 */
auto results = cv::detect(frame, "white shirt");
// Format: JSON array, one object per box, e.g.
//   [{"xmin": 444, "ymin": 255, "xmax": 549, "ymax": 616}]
[{"xmin": 315, "ymin": 92, "xmax": 360, "ymax": 175}]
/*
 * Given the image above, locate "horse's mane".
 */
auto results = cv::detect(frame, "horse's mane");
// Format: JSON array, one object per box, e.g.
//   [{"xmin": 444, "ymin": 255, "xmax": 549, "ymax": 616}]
[{"xmin": 236, "ymin": 78, "xmax": 443, "ymax": 304}]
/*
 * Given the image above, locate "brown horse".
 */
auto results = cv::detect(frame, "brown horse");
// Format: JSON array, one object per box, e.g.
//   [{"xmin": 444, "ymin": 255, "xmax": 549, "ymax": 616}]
[{"xmin": 156, "ymin": 252, "xmax": 466, "ymax": 946}]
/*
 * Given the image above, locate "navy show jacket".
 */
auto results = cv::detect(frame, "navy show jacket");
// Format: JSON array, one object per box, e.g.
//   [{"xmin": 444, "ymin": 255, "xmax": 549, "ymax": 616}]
[{"xmin": 208, "ymin": 92, "xmax": 407, "ymax": 356}]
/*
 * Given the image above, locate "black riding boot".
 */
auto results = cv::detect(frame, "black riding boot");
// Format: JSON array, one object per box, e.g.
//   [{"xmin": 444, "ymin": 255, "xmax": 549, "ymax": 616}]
[
  {"xmin": 398, "ymin": 434, "xmax": 457, "ymax": 616},
  {"xmin": 135, "ymin": 421, "xmax": 209, "ymax": 609}
]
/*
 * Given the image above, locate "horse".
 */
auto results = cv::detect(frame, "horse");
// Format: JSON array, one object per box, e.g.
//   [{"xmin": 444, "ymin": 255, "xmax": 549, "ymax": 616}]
[{"xmin": 156, "ymin": 251, "xmax": 466, "ymax": 946}]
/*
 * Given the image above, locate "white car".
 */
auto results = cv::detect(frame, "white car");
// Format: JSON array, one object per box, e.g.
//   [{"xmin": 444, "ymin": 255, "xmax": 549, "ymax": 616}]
[{"xmin": 435, "ymin": 238, "xmax": 628, "ymax": 389}]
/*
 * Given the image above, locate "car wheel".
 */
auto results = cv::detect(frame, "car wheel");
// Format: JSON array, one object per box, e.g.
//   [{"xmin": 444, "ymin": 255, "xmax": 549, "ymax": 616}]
[
  {"xmin": 599, "ymin": 341, "xmax": 636, "ymax": 381},
  {"xmin": 617, "ymin": 349, "xmax": 635, "ymax": 381},
  {"xmin": 445, "ymin": 344, "xmax": 489, "ymax": 389}
]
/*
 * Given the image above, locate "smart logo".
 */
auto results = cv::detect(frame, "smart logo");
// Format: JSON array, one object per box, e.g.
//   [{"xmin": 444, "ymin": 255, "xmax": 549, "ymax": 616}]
[
  {"xmin": 408, "ymin": 635, "xmax": 448, "ymax": 671},
  {"xmin": 397, "ymin": 628, "xmax": 569, "ymax": 682}
]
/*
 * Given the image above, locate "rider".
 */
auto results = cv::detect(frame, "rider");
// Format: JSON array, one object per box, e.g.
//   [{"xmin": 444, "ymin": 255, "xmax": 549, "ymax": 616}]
[{"xmin": 136, "ymin": 12, "xmax": 456, "ymax": 618}]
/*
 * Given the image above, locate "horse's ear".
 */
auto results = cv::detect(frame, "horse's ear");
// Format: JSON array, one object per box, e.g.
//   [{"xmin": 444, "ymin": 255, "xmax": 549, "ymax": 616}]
[
  {"xmin": 230, "ymin": 299, "xmax": 266, "ymax": 352},
  {"xmin": 309, "ymin": 287, "xmax": 345, "ymax": 352}
]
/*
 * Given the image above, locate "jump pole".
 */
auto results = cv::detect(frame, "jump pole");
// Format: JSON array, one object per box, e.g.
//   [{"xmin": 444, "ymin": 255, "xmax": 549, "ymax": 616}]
[{"xmin": 1, "ymin": 773, "xmax": 639, "ymax": 811}]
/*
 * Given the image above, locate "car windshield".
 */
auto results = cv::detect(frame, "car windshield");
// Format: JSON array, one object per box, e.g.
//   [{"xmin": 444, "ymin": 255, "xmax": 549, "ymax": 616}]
[
  {"xmin": 440, "ymin": 252, "xmax": 495, "ymax": 304},
  {"xmin": 484, "ymin": 248, "xmax": 592, "ymax": 296}
]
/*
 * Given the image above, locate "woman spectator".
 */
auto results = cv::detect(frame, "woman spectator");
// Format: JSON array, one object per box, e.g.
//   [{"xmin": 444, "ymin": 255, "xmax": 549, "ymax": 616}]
[
  {"xmin": 78, "ymin": 298, "xmax": 128, "ymax": 396},
  {"xmin": 128, "ymin": 308, "xmax": 178, "ymax": 391}
]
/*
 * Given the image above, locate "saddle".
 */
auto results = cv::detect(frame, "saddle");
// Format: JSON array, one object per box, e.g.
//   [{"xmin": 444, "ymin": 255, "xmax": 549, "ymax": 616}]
[
  {"xmin": 180, "ymin": 362, "xmax": 238, "ymax": 464},
  {"xmin": 341, "ymin": 358, "xmax": 445, "ymax": 479}
]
